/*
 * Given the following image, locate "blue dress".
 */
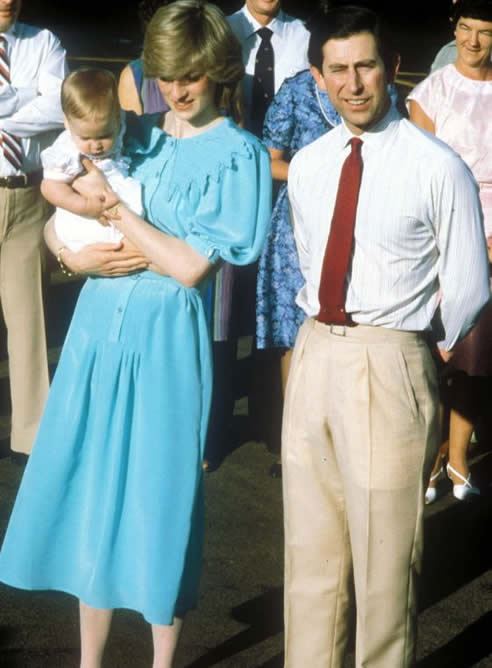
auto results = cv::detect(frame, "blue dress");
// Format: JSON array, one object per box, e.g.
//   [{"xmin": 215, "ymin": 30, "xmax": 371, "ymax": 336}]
[
  {"xmin": 256, "ymin": 69, "xmax": 341, "ymax": 349},
  {"xmin": 0, "ymin": 115, "xmax": 271, "ymax": 625}
]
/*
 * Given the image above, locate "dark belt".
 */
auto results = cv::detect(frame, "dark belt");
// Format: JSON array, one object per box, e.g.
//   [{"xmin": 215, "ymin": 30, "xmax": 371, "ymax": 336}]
[{"xmin": 0, "ymin": 170, "xmax": 43, "ymax": 189}]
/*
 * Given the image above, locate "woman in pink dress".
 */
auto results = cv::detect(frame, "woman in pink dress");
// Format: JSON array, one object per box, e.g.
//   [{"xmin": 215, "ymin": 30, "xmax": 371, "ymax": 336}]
[{"xmin": 408, "ymin": 0, "xmax": 492, "ymax": 503}]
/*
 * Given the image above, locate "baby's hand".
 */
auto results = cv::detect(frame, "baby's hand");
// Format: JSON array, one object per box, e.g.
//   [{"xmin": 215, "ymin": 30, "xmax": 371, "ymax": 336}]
[{"xmin": 83, "ymin": 195, "xmax": 106, "ymax": 218}]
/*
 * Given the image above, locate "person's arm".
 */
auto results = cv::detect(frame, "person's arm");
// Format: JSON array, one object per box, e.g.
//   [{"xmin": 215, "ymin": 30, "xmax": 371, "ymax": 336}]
[
  {"xmin": 44, "ymin": 216, "xmax": 149, "ymax": 277},
  {"xmin": 0, "ymin": 30, "xmax": 67, "ymax": 136},
  {"xmin": 41, "ymin": 178, "xmax": 113, "ymax": 218},
  {"xmin": 107, "ymin": 202, "xmax": 213, "ymax": 287},
  {"xmin": 408, "ymin": 100, "xmax": 436, "ymax": 134},
  {"xmin": 118, "ymin": 64, "xmax": 143, "ymax": 115},
  {"xmin": 269, "ymin": 147, "xmax": 289, "ymax": 182},
  {"xmin": 72, "ymin": 161, "xmax": 212, "ymax": 284},
  {"xmin": 262, "ymin": 76, "xmax": 295, "ymax": 181},
  {"xmin": 433, "ymin": 155, "xmax": 490, "ymax": 354}
]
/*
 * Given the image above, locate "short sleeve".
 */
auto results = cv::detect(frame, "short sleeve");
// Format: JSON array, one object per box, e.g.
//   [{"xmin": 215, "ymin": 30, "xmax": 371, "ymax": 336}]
[
  {"xmin": 407, "ymin": 73, "xmax": 438, "ymax": 122},
  {"xmin": 262, "ymin": 76, "xmax": 296, "ymax": 151},
  {"xmin": 183, "ymin": 136, "xmax": 272, "ymax": 266},
  {"xmin": 41, "ymin": 131, "xmax": 82, "ymax": 182}
]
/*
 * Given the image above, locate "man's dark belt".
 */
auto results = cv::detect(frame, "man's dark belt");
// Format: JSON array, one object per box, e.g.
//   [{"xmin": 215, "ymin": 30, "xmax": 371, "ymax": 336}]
[{"xmin": 0, "ymin": 170, "xmax": 43, "ymax": 189}]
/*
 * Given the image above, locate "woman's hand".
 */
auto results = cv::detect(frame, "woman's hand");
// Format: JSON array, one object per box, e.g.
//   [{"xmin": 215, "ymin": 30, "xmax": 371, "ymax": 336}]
[
  {"xmin": 61, "ymin": 239, "xmax": 149, "ymax": 277},
  {"xmin": 73, "ymin": 158, "xmax": 119, "ymax": 213}
]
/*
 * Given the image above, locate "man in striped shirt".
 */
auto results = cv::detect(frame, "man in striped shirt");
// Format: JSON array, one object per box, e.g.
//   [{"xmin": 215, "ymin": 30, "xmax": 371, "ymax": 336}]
[{"xmin": 0, "ymin": 0, "xmax": 66, "ymax": 463}]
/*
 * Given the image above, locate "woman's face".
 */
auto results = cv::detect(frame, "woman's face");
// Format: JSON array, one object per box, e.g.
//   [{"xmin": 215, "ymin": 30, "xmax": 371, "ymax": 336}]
[
  {"xmin": 455, "ymin": 16, "xmax": 492, "ymax": 68},
  {"xmin": 158, "ymin": 74, "xmax": 218, "ymax": 126}
]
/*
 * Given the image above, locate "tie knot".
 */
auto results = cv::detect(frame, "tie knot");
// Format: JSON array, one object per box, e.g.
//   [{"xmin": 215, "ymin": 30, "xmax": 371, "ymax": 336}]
[
  {"xmin": 349, "ymin": 137, "xmax": 363, "ymax": 152},
  {"xmin": 257, "ymin": 27, "xmax": 273, "ymax": 42}
]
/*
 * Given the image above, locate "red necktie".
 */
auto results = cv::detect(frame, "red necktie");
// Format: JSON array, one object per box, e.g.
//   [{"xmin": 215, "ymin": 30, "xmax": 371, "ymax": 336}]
[
  {"xmin": 0, "ymin": 36, "xmax": 23, "ymax": 171},
  {"xmin": 317, "ymin": 137, "xmax": 363, "ymax": 326}
]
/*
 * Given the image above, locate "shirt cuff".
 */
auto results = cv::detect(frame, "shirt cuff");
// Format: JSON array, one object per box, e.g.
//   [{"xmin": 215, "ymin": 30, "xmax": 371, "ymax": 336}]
[{"xmin": 184, "ymin": 232, "xmax": 221, "ymax": 264}]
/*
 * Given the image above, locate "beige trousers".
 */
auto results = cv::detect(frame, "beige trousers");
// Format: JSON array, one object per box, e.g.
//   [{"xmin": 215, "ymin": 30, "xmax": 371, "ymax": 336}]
[
  {"xmin": 0, "ymin": 184, "xmax": 50, "ymax": 454},
  {"xmin": 282, "ymin": 319, "xmax": 439, "ymax": 668}
]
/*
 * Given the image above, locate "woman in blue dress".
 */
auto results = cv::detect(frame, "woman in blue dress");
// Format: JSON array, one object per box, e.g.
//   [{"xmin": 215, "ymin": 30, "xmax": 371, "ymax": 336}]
[
  {"xmin": 256, "ymin": 66, "xmax": 341, "ymax": 476},
  {"xmin": 0, "ymin": 2, "xmax": 271, "ymax": 667}
]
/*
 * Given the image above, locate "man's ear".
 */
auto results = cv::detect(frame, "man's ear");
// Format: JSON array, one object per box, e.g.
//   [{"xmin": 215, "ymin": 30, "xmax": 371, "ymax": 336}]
[
  {"xmin": 310, "ymin": 64, "xmax": 327, "ymax": 91},
  {"xmin": 386, "ymin": 53, "xmax": 401, "ymax": 84}
]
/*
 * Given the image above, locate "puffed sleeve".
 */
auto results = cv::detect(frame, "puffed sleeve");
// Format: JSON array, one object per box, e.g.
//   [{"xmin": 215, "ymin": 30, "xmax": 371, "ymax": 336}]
[
  {"xmin": 183, "ymin": 132, "xmax": 272, "ymax": 266},
  {"xmin": 262, "ymin": 75, "xmax": 296, "ymax": 151},
  {"xmin": 41, "ymin": 130, "xmax": 83, "ymax": 182}
]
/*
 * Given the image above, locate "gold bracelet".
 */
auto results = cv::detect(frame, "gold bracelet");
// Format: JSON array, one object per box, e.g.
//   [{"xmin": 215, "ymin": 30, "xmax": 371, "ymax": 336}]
[{"xmin": 56, "ymin": 246, "xmax": 74, "ymax": 277}]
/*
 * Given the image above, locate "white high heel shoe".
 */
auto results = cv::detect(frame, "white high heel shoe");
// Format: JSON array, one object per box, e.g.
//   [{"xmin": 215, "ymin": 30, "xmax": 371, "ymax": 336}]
[
  {"xmin": 446, "ymin": 463, "xmax": 480, "ymax": 501},
  {"xmin": 425, "ymin": 463, "xmax": 445, "ymax": 505}
]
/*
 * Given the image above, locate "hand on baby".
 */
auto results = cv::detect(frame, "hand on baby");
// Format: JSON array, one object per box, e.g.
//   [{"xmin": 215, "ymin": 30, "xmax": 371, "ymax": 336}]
[
  {"xmin": 83, "ymin": 194, "xmax": 111, "ymax": 219},
  {"xmin": 74, "ymin": 157, "xmax": 119, "ymax": 224}
]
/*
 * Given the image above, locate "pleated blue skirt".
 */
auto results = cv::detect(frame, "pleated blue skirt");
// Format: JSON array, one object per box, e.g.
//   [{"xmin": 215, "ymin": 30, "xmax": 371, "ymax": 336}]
[{"xmin": 0, "ymin": 271, "xmax": 212, "ymax": 625}]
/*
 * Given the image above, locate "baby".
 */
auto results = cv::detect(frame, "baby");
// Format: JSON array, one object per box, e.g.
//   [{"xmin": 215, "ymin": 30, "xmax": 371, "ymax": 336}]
[{"xmin": 41, "ymin": 68, "xmax": 143, "ymax": 252}]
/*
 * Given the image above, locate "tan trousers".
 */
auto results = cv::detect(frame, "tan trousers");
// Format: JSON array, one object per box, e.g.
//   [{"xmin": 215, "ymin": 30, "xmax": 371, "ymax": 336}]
[
  {"xmin": 282, "ymin": 319, "xmax": 439, "ymax": 668},
  {"xmin": 0, "ymin": 184, "xmax": 50, "ymax": 454}
]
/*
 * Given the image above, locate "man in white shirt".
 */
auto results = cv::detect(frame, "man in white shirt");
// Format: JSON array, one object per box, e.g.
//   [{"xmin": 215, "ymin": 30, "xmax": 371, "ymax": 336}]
[
  {"xmin": 283, "ymin": 6, "xmax": 490, "ymax": 668},
  {"xmin": 227, "ymin": 0, "xmax": 309, "ymax": 134},
  {"xmin": 0, "ymin": 0, "xmax": 66, "ymax": 461}
]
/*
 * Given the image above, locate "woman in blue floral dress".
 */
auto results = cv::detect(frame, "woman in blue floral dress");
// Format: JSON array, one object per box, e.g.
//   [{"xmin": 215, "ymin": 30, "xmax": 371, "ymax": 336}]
[
  {"xmin": 256, "ymin": 69, "xmax": 340, "ymax": 475},
  {"xmin": 255, "ymin": 67, "xmax": 340, "ymax": 476},
  {"xmin": 257, "ymin": 69, "xmax": 340, "ymax": 358}
]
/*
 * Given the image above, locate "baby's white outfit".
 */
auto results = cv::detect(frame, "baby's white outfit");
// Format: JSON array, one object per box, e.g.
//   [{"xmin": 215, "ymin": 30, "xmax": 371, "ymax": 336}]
[{"xmin": 41, "ymin": 115, "xmax": 143, "ymax": 251}]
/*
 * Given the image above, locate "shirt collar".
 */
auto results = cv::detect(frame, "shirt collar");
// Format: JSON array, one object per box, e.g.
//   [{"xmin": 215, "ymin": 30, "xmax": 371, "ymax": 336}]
[
  {"xmin": 339, "ymin": 102, "xmax": 401, "ymax": 151},
  {"xmin": 240, "ymin": 4, "xmax": 286, "ymax": 39},
  {"xmin": 1, "ymin": 24, "xmax": 17, "ymax": 46}
]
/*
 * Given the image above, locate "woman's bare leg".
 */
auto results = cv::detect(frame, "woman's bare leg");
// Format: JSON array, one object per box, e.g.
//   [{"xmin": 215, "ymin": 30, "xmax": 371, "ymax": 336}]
[
  {"xmin": 151, "ymin": 618, "xmax": 183, "ymax": 668},
  {"xmin": 447, "ymin": 408, "xmax": 474, "ymax": 484},
  {"xmin": 79, "ymin": 602, "xmax": 113, "ymax": 668}
]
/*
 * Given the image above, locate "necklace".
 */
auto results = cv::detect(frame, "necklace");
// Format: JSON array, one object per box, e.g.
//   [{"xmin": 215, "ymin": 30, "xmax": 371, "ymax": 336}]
[{"xmin": 316, "ymin": 86, "xmax": 336, "ymax": 127}]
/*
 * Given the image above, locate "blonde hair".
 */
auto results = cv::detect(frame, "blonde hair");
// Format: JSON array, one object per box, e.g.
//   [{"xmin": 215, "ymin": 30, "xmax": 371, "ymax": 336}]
[
  {"xmin": 61, "ymin": 68, "xmax": 120, "ymax": 122},
  {"xmin": 143, "ymin": 0, "xmax": 244, "ymax": 123}
]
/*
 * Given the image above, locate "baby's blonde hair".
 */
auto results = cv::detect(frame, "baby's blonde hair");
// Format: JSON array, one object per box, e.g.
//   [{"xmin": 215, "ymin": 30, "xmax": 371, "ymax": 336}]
[
  {"xmin": 61, "ymin": 68, "xmax": 120, "ymax": 122},
  {"xmin": 143, "ymin": 0, "xmax": 244, "ymax": 123}
]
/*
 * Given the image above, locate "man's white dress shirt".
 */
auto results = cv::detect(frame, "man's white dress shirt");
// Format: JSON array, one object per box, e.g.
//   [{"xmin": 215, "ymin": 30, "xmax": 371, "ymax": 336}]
[
  {"xmin": 288, "ymin": 105, "xmax": 490, "ymax": 351},
  {"xmin": 0, "ymin": 22, "xmax": 67, "ymax": 175},
  {"xmin": 227, "ymin": 5, "xmax": 309, "ymax": 129}
]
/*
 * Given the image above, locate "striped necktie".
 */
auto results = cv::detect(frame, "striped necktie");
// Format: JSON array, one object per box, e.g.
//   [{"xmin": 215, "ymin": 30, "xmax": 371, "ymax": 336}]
[{"xmin": 0, "ymin": 36, "xmax": 23, "ymax": 171}]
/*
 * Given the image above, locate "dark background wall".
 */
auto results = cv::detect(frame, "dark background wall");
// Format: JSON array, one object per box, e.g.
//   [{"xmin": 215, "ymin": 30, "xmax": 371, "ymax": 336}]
[{"xmin": 19, "ymin": 0, "xmax": 456, "ymax": 73}]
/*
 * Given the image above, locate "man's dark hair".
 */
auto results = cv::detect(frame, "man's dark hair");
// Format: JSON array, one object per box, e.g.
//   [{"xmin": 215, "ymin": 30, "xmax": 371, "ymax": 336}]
[
  {"xmin": 451, "ymin": 0, "xmax": 492, "ymax": 25},
  {"xmin": 308, "ymin": 4, "xmax": 398, "ymax": 73}
]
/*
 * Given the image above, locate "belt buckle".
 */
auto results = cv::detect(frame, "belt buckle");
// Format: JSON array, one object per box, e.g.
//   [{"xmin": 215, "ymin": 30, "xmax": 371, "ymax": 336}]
[
  {"xmin": 5, "ymin": 174, "xmax": 27, "ymax": 188},
  {"xmin": 328, "ymin": 324, "xmax": 347, "ymax": 337}
]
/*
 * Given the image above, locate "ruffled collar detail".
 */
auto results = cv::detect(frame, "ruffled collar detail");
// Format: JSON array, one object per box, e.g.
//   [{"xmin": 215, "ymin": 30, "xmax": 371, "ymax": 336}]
[{"xmin": 125, "ymin": 113, "xmax": 257, "ymax": 204}]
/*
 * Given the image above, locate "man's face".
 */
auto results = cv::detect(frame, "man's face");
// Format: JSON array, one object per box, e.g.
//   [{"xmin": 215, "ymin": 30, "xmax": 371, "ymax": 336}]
[
  {"xmin": 311, "ymin": 31, "xmax": 396, "ymax": 136},
  {"xmin": 0, "ymin": 0, "xmax": 22, "ymax": 33},
  {"xmin": 246, "ymin": 0, "xmax": 281, "ymax": 24}
]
